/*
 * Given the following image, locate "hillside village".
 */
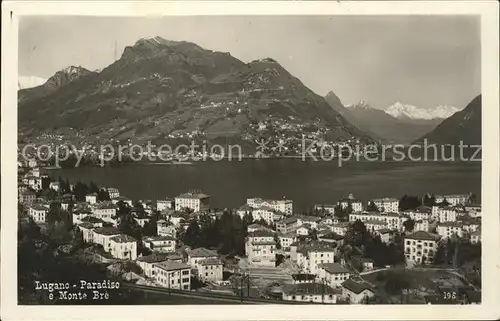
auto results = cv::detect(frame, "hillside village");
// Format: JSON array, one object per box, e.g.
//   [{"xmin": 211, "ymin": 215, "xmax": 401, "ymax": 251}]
[{"xmin": 18, "ymin": 161, "xmax": 481, "ymax": 304}]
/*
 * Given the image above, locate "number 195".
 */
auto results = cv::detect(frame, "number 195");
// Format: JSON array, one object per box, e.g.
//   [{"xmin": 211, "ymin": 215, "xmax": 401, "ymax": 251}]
[{"xmin": 443, "ymin": 292, "xmax": 457, "ymax": 300}]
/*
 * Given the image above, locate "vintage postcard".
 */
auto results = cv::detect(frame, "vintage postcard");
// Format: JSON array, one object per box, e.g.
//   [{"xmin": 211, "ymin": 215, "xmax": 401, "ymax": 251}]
[{"xmin": 1, "ymin": 1, "xmax": 499, "ymax": 320}]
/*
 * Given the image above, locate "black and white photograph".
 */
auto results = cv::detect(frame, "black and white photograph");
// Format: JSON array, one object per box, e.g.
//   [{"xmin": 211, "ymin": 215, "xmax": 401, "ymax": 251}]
[{"xmin": 2, "ymin": 1, "xmax": 499, "ymax": 320}]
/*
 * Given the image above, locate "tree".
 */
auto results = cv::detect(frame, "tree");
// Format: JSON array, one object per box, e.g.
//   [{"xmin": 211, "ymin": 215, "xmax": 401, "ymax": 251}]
[
  {"xmin": 334, "ymin": 205, "xmax": 348, "ymax": 221},
  {"xmin": 88, "ymin": 181, "xmax": 99, "ymax": 194},
  {"xmin": 399, "ymin": 195, "xmax": 422, "ymax": 211},
  {"xmin": 242, "ymin": 212, "xmax": 253, "ymax": 226},
  {"xmin": 403, "ymin": 218, "xmax": 416, "ymax": 233},
  {"xmin": 344, "ymin": 220, "xmax": 368, "ymax": 247},
  {"xmin": 73, "ymin": 181, "xmax": 89, "ymax": 202},
  {"xmin": 423, "ymin": 194, "xmax": 437, "ymax": 207},
  {"xmin": 366, "ymin": 202, "xmax": 379, "ymax": 212},
  {"xmin": 384, "ymin": 272, "xmax": 411, "ymax": 295},
  {"xmin": 184, "ymin": 220, "xmax": 202, "ymax": 248},
  {"xmin": 175, "ymin": 225, "xmax": 186, "ymax": 245},
  {"xmin": 97, "ymin": 189, "xmax": 111, "ymax": 201},
  {"xmin": 309, "ymin": 229, "xmax": 318, "ymax": 241},
  {"xmin": 274, "ymin": 234, "xmax": 282, "ymax": 250}
]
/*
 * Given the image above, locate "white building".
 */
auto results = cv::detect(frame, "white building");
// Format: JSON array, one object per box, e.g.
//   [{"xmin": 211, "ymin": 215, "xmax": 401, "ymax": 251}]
[
  {"xmin": 154, "ymin": 261, "xmax": 191, "ymax": 290},
  {"xmin": 156, "ymin": 220, "xmax": 177, "ymax": 237},
  {"xmin": 247, "ymin": 197, "xmax": 293, "ymax": 216},
  {"xmin": 143, "ymin": 235, "xmax": 176, "ymax": 253},
  {"xmin": 107, "ymin": 188, "xmax": 120, "ymax": 199},
  {"xmin": 236, "ymin": 204, "xmax": 253, "ymax": 220},
  {"xmin": 92, "ymin": 201, "xmax": 117, "ymax": 221},
  {"xmin": 157, "ymin": 198, "xmax": 174, "ymax": 211},
  {"xmin": 436, "ymin": 221, "xmax": 465, "ymax": 239},
  {"xmin": 364, "ymin": 219, "xmax": 388, "ymax": 233},
  {"xmin": 296, "ymin": 243, "xmax": 336, "ymax": 275},
  {"xmin": 341, "ymin": 279, "xmax": 375, "ymax": 304},
  {"xmin": 401, "ymin": 208, "xmax": 432, "ymax": 222},
  {"xmin": 432, "ymin": 206, "xmax": 459, "ymax": 223},
  {"xmin": 414, "ymin": 219, "xmax": 430, "ymax": 232},
  {"xmin": 49, "ymin": 181, "xmax": 60, "ymax": 192},
  {"xmin": 252, "ymin": 206, "xmax": 275, "ymax": 225},
  {"xmin": 188, "ymin": 247, "xmax": 219, "ymax": 271},
  {"xmin": 245, "ymin": 230, "xmax": 276, "ymax": 267},
  {"xmin": 296, "ymin": 215, "xmax": 321, "ymax": 229},
  {"xmin": 404, "ymin": 231, "xmax": 441, "ymax": 265},
  {"xmin": 371, "ymin": 197, "xmax": 399, "ymax": 213},
  {"xmin": 338, "ymin": 194, "xmax": 363, "ymax": 212},
  {"xmin": 197, "ymin": 258, "xmax": 223, "ymax": 283},
  {"xmin": 296, "ymin": 224, "xmax": 312, "ymax": 236},
  {"xmin": 282, "ymin": 283, "xmax": 338, "ymax": 304},
  {"xmin": 85, "ymin": 193, "xmax": 98, "ymax": 205},
  {"xmin": 318, "ymin": 263, "xmax": 350, "ymax": 287},
  {"xmin": 349, "ymin": 212, "xmax": 401, "ymax": 230},
  {"xmin": 109, "ymin": 234, "xmax": 137, "ymax": 260},
  {"xmin": 136, "ymin": 253, "xmax": 172, "ymax": 278},
  {"xmin": 465, "ymin": 204, "xmax": 481, "ymax": 218},
  {"xmin": 92, "ymin": 227, "xmax": 121, "ymax": 252},
  {"xmin": 435, "ymin": 194, "xmax": 471, "ymax": 206},
  {"xmin": 28, "ymin": 204, "xmax": 48, "ymax": 223},
  {"xmin": 470, "ymin": 230, "xmax": 481, "ymax": 244},
  {"xmin": 314, "ymin": 204, "xmax": 337, "ymax": 215},
  {"xmin": 276, "ymin": 216, "xmax": 299, "ymax": 234},
  {"xmin": 278, "ymin": 232, "xmax": 298, "ymax": 251},
  {"xmin": 331, "ymin": 222, "xmax": 349, "ymax": 236},
  {"xmin": 175, "ymin": 191, "xmax": 210, "ymax": 213}
]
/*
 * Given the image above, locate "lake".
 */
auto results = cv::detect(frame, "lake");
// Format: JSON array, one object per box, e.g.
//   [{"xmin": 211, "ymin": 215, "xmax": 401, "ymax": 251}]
[{"xmin": 49, "ymin": 159, "xmax": 481, "ymax": 211}]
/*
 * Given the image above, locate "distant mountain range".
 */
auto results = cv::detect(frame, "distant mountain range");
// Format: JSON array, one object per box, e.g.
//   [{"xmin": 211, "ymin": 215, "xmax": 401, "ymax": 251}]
[
  {"xmin": 414, "ymin": 95, "xmax": 481, "ymax": 146},
  {"xmin": 18, "ymin": 37, "xmax": 372, "ymax": 146},
  {"xmin": 385, "ymin": 102, "xmax": 461, "ymax": 121},
  {"xmin": 324, "ymin": 93, "xmax": 442, "ymax": 144}
]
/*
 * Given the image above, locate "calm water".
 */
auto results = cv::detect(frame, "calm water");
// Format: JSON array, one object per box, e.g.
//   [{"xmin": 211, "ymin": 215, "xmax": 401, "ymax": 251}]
[{"xmin": 49, "ymin": 160, "xmax": 481, "ymax": 211}]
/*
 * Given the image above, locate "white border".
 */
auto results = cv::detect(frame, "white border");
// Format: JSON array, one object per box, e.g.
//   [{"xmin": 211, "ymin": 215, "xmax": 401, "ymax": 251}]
[{"xmin": 2, "ymin": 1, "xmax": 499, "ymax": 320}]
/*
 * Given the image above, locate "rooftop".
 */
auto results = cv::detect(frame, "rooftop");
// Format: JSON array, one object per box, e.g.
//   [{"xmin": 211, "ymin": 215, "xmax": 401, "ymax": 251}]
[
  {"xmin": 93, "ymin": 227, "xmax": 121, "ymax": 236},
  {"xmin": 198, "ymin": 258, "xmax": 223, "ymax": 266},
  {"xmin": 341, "ymin": 279, "xmax": 373, "ymax": 294},
  {"xmin": 247, "ymin": 230, "xmax": 275, "ymax": 238},
  {"xmin": 318, "ymin": 263, "xmax": 350, "ymax": 274},
  {"xmin": 405, "ymin": 231, "xmax": 441, "ymax": 241},
  {"xmin": 144, "ymin": 235, "xmax": 176, "ymax": 242},
  {"xmin": 189, "ymin": 247, "xmax": 218, "ymax": 258},
  {"xmin": 177, "ymin": 192, "xmax": 210, "ymax": 199},
  {"xmin": 137, "ymin": 253, "xmax": 172, "ymax": 263},
  {"xmin": 282, "ymin": 283, "xmax": 338, "ymax": 296},
  {"xmin": 319, "ymin": 232, "xmax": 344, "ymax": 241},
  {"xmin": 291, "ymin": 273, "xmax": 316, "ymax": 281},
  {"xmin": 155, "ymin": 261, "xmax": 190, "ymax": 272},
  {"xmin": 110, "ymin": 234, "xmax": 136, "ymax": 243}
]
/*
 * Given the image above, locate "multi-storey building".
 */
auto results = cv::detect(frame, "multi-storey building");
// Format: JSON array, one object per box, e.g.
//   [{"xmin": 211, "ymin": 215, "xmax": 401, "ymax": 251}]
[
  {"xmin": 85, "ymin": 193, "xmax": 98, "ymax": 205},
  {"xmin": 435, "ymin": 194, "xmax": 471, "ymax": 206},
  {"xmin": 371, "ymin": 197, "xmax": 399, "ymax": 213},
  {"xmin": 404, "ymin": 231, "xmax": 441, "ymax": 265},
  {"xmin": 245, "ymin": 230, "xmax": 276, "ymax": 267},
  {"xmin": 314, "ymin": 204, "xmax": 336, "ymax": 215},
  {"xmin": 296, "ymin": 242, "xmax": 336, "ymax": 275},
  {"xmin": 349, "ymin": 212, "xmax": 401, "ymax": 230},
  {"xmin": 28, "ymin": 203, "xmax": 48, "ymax": 223},
  {"xmin": 338, "ymin": 194, "xmax": 364, "ymax": 212},
  {"xmin": 175, "ymin": 191, "xmax": 210, "ymax": 213},
  {"xmin": 251, "ymin": 206, "xmax": 275, "ymax": 225},
  {"xmin": 276, "ymin": 217, "xmax": 299, "ymax": 234},
  {"xmin": 92, "ymin": 201, "xmax": 117, "ymax": 221},
  {"xmin": 109, "ymin": 234, "xmax": 137, "ymax": 260},
  {"xmin": 247, "ymin": 197, "xmax": 293, "ymax": 216},
  {"xmin": 318, "ymin": 263, "xmax": 350, "ymax": 287},
  {"xmin": 436, "ymin": 221, "xmax": 465, "ymax": 239},
  {"xmin": 154, "ymin": 261, "xmax": 191, "ymax": 290},
  {"xmin": 143, "ymin": 235, "xmax": 176, "ymax": 253}
]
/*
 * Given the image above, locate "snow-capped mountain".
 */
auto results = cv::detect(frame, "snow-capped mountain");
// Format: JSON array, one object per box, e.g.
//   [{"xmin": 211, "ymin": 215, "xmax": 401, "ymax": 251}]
[
  {"xmin": 385, "ymin": 102, "xmax": 461, "ymax": 120},
  {"xmin": 18, "ymin": 76, "xmax": 47, "ymax": 89}
]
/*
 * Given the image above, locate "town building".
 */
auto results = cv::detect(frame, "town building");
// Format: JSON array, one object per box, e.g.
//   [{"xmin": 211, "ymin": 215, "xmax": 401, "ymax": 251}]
[
  {"xmin": 92, "ymin": 227, "xmax": 121, "ymax": 252},
  {"xmin": 296, "ymin": 242, "xmax": 336, "ymax": 275},
  {"xmin": 401, "ymin": 208, "xmax": 432, "ymax": 221},
  {"xmin": 85, "ymin": 193, "xmax": 98, "ymax": 205},
  {"xmin": 278, "ymin": 232, "xmax": 298, "ymax": 251},
  {"xmin": 371, "ymin": 197, "xmax": 399, "ymax": 213},
  {"xmin": 364, "ymin": 219, "xmax": 388, "ymax": 233},
  {"xmin": 414, "ymin": 219, "xmax": 430, "ymax": 232},
  {"xmin": 156, "ymin": 220, "xmax": 177, "ymax": 237},
  {"xmin": 432, "ymin": 206, "xmax": 459, "ymax": 223},
  {"xmin": 247, "ymin": 197, "xmax": 293, "ymax": 216},
  {"xmin": 341, "ymin": 279, "xmax": 375, "ymax": 303},
  {"xmin": 436, "ymin": 221, "xmax": 465, "ymax": 239},
  {"xmin": 175, "ymin": 191, "xmax": 210, "ymax": 213},
  {"xmin": 404, "ymin": 231, "xmax": 441, "ymax": 265},
  {"xmin": 49, "ymin": 181, "xmax": 60, "ymax": 192},
  {"xmin": 314, "ymin": 204, "xmax": 336, "ymax": 215},
  {"xmin": 435, "ymin": 194, "xmax": 471, "ymax": 206},
  {"xmin": 19, "ymin": 190, "xmax": 37, "ymax": 204},
  {"xmin": 143, "ymin": 235, "xmax": 176, "ymax": 253},
  {"xmin": 92, "ymin": 201, "xmax": 117, "ymax": 222},
  {"xmin": 109, "ymin": 234, "xmax": 137, "ymax": 260},
  {"xmin": 111, "ymin": 196, "xmax": 133, "ymax": 207},
  {"xmin": 245, "ymin": 230, "xmax": 276, "ymax": 267},
  {"xmin": 296, "ymin": 215, "xmax": 322, "ymax": 229},
  {"xmin": 376, "ymin": 228, "xmax": 391, "ymax": 244},
  {"xmin": 338, "ymin": 194, "xmax": 364, "ymax": 212},
  {"xmin": 136, "ymin": 253, "xmax": 173, "ymax": 278},
  {"xmin": 107, "ymin": 188, "xmax": 120, "ymax": 199},
  {"xmin": 318, "ymin": 232, "xmax": 344, "ymax": 247},
  {"xmin": 197, "ymin": 258, "xmax": 223, "ymax": 283},
  {"xmin": 464, "ymin": 204, "xmax": 481, "ymax": 218},
  {"xmin": 251, "ymin": 206, "xmax": 275, "ymax": 225},
  {"xmin": 157, "ymin": 198, "xmax": 174, "ymax": 211},
  {"xmin": 28, "ymin": 203, "xmax": 48, "ymax": 223},
  {"xmin": 154, "ymin": 261, "xmax": 191, "ymax": 290},
  {"xmin": 276, "ymin": 216, "xmax": 299, "ymax": 234},
  {"xmin": 188, "ymin": 247, "xmax": 219, "ymax": 271},
  {"xmin": 291, "ymin": 274, "xmax": 316, "ymax": 284},
  {"xmin": 470, "ymin": 230, "xmax": 481, "ymax": 244},
  {"xmin": 236, "ymin": 204, "xmax": 253, "ymax": 220},
  {"xmin": 318, "ymin": 263, "xmax": 350, "ymax": 287},
  {"xmin": 282, "ymin": 283, "xmax": 338, "ymax": 304},
  {"xmin": 331, "ymin": 222, "xmax": 349, "ymax": 236},
  {"xmin": 296, "ymin": 224, "xmax": 312, "ymax": 236},
  {"xmin": 349, "ymin": 211, "xmax": 401, "ymax": 230}
]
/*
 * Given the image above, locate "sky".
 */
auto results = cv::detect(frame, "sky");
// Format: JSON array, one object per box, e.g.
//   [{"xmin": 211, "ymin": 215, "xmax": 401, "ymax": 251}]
[{"xmin": 18, "ymin": 15, "xmax": 481, "ymax": 110}]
